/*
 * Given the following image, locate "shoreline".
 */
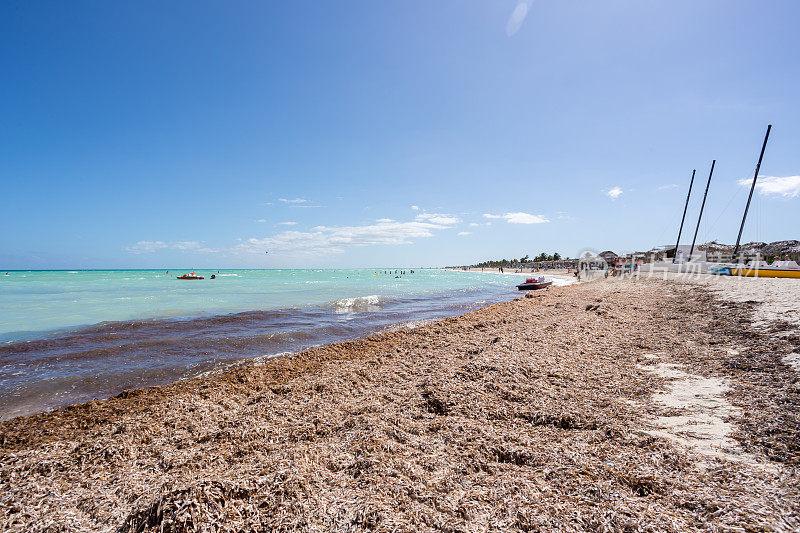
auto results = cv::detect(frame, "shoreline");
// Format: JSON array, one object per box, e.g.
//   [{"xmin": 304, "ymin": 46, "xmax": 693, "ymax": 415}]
[
  {"xmin": 445, "ymin": 266, "xmax": 575, "ymax": 276},
  {"xmin": 0, "ymin": 274, "xmax": 527, "ymax": 421},
  {"xmin": 2, "ymin": 277, "xmax": 799, "ymax": 530},
  {"xmin": 443, "ymin": 267, "xmax": 579, "ymax": 286}
]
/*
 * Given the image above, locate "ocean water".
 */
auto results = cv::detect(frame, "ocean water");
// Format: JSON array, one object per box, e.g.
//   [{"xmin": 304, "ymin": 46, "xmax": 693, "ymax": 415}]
[{"xmin": 0, "ymin": 269, "xmax": 573, "ymax": 419}]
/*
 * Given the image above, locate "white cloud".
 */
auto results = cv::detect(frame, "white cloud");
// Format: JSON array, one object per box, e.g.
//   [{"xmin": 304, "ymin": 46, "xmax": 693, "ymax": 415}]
[
  {"xmin": 376, "ymin": 218, "xmax": 394, "ymax": 223},
  {"xmin": 235, "ymin": 219, "xmax": 453, "ymax": 256},
  {"xmin": 277, "ymin": 221, "xmax": 298, "ymax": 226},
  {"xmin": 278, "ymin": 197, "xmax": 323, "ymax": 207},
  {"xmin": 738, "ymin": 175, "xmax": 800, "ymax": 198},
  {"xmin": 411, "ymin": 205, "xmax": 420, "ymax": 211},
  {"xmin": 415, "ymin": 213, "xmax": 461, "ymax": 225},
  {"xmin": 172, "ymin": 241, "xmax": 202, "ymax": 251},
  {"xmin": 482, "ymin": 212, "xmax": 549, "ymax": 224},
  {"xmin": 125, "ymin": 241, "xmax": 168, "ymax": 254},
  {"xmin": 256, "ymin": 219, "xmax": 268, "ymax": 223},
  {"xmin": 503, "ymin": 212, "xmax": 549, "ymax": 224},
  {"xmin": 606, "ymin": 186, "xmax": 623, "ymax": 199},
  {"xmin": 457, "ymin": 231, "xmax": 472, "ymax": 236},
  {"xmin": 469, "ymin": 222, "xmax": 479, "ymax": 227},
  {"xmin": 506, "ymin": 1, "xmax": 529, "ymax": 36},
  {"xmin": 658, "ymin": 184, "xmax": 678, "ymax": 191},
  {"xmin": 125, "ymin": 241, "xmax": 209, "ymax": 254}
]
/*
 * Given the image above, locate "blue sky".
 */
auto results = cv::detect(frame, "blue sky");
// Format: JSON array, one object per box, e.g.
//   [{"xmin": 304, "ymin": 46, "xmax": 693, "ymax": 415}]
[{"xmin": 1, "ymin": 1, "xmax": 798, "ymax": 269}]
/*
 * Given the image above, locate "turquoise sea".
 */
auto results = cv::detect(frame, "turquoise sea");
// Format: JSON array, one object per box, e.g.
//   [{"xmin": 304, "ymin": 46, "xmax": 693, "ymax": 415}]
[{"xmin": 0, "ymin": 269, "xmax": 573, "ymax": 418}]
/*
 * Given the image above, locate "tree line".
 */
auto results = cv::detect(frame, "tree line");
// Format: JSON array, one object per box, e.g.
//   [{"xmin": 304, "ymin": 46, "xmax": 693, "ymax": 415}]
[{"xmin": 473, "ymin": 252, "xmax": 566, "ymax": 268}]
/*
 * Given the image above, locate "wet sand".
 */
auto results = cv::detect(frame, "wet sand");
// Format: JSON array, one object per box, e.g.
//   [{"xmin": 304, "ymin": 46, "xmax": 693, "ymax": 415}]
[{"xmin": 1, "ymin": 278, "xmax": 799, "ymax": 531}]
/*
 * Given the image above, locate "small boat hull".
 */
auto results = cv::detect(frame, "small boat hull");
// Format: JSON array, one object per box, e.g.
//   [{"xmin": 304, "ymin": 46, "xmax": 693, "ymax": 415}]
[
  {"xmin": 177, "ymin": 276, "xmax": 204, "ymax": 280},
  {"xmin": 729, "ymin": 268, "xmax": 800, "ymax": 279},
  {"xmin": 517, "ymin": 281, "xmax": 552, "ymax": 291},
  {"xmin": 709, "ymin": 267, "xmax": 732, "ymax": 276}
]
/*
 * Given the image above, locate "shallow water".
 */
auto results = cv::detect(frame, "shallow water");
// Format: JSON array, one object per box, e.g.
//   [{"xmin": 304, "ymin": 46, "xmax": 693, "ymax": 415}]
[{"xmin": 0, "ymin": 269, "xmax": 573, "ymax": 418}]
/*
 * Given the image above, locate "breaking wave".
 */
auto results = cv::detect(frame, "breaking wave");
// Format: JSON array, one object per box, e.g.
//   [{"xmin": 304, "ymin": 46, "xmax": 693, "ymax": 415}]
[{"xmin": 331, "ymin": 294, "xmax": 385, "ymax": 312}]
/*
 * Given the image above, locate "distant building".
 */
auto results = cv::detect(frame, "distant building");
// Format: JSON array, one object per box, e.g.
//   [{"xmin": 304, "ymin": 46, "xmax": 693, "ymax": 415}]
[{"xmin": 598, "ymin": 251, "xmax": 617, "ymax": 264}]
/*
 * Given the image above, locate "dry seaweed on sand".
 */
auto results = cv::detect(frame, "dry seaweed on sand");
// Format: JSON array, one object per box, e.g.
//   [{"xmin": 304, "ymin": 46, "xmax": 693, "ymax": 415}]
[{"xmin": 1, "ymin": 278, "xmax": 799, "ymax": 531}]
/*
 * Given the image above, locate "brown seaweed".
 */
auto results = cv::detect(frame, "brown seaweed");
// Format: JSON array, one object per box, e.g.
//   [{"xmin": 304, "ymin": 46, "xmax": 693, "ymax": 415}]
[{"xmin": 1, "ymin": 279, "xmax": 798, "ymax": 531}]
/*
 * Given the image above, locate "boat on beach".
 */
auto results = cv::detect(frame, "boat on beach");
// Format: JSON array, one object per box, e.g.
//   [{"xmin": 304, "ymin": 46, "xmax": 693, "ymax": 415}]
[
  {"xmin": 729, "ymin": 260, "xmax": 800, "ymax": 279},
  {"xmin": 669, "ymin": 125, "xmax": 799, "ymax": 280},
  {"xmin": 516, "ymin": 277, "xmax": 552, "ymax": 290},
  {"xmin": 708, "ymin": 266, "xmax": 733, "ymax": 276}
]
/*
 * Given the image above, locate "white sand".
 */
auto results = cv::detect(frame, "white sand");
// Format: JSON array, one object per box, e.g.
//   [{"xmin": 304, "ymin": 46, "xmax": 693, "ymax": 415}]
[
  {"xmin": 687, "ymin": 275, "xmax": 800, "ymax": 329},
  {"xmin": 444, "ymin": 267, "xmax": 579, "ymax": 287},
  {"xmin": 638, "ymin": 353, "xmax": 763, "ymax": 465},
  {"xmin": 634, "ymin": 274, "xmax": 799, "ymax": 465},
  {"xmin": 669, "ymin": 273, "xmax": 800, "ymax": 371}
]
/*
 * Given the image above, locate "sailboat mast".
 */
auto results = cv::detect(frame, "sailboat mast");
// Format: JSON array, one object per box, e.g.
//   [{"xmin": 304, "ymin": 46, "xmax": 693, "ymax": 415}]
[
  {"xmin": 688, "ymin": 160, "xmax": 715, "ymax": 261},
  {"xmin": 672, "ymin": 169, "xmax": 696, "ymax": 263},
  {"xmin": 733, "ymin": 124, "xmax": 772, "ymax": 261}
]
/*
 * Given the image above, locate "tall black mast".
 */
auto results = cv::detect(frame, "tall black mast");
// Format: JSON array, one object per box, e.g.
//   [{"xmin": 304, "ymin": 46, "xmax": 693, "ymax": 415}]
[
  {"xmin": 672, "ymin": 169, "xmax": 696, "ymax": 263},
  {"xmin": 733, "ymin": 125, "xmax": 772, "ymax": 261},
  {"xmin": 688, "ymin": 160, "xmax": 715, "ymax": 261}
]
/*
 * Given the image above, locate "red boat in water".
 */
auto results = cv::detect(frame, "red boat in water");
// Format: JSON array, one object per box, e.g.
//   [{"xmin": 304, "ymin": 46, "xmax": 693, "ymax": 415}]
[
  {"xmin": 177, "ymin": 272, "xmax": 204, "ymax": 280},
  {"xmin": 516, "ymin": 277, "xmax": 552, "ymax": 291}
]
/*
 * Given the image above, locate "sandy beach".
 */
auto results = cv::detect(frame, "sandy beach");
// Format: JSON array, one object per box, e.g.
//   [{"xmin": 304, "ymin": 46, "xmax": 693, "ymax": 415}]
[
  {"xmin": 448, "ymin": 267, "xmax": 575, "ymax": 278},
  {"xmin": 1, "ymin": 276, "xmax": 799, "ymax": 531}
]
